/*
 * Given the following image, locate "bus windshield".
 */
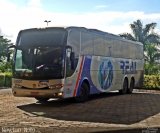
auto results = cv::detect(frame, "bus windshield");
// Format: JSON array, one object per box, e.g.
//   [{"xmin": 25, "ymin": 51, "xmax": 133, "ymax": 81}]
[
  {"xmin": 14, "ymin": 28, "xmax": 67, "ymax": 79},
  {"xmin": 14, "ymin": 46, "xmax": 64, "ymax": 79}
]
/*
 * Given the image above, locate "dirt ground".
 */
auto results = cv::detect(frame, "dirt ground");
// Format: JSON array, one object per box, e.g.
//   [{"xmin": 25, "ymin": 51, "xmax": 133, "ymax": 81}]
[{"xmin": 0, "ymin": 88, "xmax": 160, "ymax": 133}]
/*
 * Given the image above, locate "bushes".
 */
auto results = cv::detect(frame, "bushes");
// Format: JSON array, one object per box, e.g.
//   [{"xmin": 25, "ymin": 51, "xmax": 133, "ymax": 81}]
[
  {"xmin": 143, "ymin": 75, "xmax": 160, "ymax": 90},
  {"xmin": 144, "ymin": 62, "xmax": 160, "ymax": 90},
  {"xmin": 0, "ymin": 72, "xmax": 12, "ymax": 87},
  {"xmin": 0, "ymin": 73, "xmax": 160, "ymax": 90},
  {"xmin": 0, "ymin": 62, "xmax": 12, "ymax": 73},
  {"xmin": 144, "ymin": 63, "xmax": 160, "ymax": 75}
]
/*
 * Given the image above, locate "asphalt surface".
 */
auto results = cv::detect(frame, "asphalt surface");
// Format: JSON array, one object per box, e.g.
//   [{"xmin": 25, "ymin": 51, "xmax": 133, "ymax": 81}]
[{"xmin": 0, "ymin": 88, "xmax": 160, "ymax": 133}]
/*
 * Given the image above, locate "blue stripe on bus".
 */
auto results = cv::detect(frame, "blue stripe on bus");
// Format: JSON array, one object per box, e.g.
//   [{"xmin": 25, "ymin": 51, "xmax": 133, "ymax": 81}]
[{"xmin": 76, "ymin": 56, "xmax": 101, "ymax": 97}]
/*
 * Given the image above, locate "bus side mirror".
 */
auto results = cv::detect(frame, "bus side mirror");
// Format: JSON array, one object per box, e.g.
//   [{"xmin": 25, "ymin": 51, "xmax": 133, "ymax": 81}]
[
  {"xmin": 7, "ymin": 45, "xmax": 16, "ymax": 62},
  {"xmin": 70, "ymin": 52, "xmax": 75, "ymax": 70},
  {"xmin": 7, "ymin": 53, "xmax": 11, "ymax": 62}
]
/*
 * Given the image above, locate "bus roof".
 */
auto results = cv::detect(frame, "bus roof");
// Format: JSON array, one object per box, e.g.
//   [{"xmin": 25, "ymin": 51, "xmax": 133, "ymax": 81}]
[
  {"xmin": 66, "ymin": 26, "xmax": 143, "ymax": 46},
  {"xmin": 19, "ymin": 26, "xmax": 143, "ymax": 46}
]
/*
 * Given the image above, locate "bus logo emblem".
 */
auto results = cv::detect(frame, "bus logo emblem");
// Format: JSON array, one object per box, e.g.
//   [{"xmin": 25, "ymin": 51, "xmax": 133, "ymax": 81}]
[{"xmin": 98, "ymin": 59, "xmax": 113, "ymax": 90}]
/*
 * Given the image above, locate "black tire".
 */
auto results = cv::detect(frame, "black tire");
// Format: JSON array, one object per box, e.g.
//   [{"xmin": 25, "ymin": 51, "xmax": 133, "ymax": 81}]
[
  {"xmin": 75, "ymin": 83, "xmax": 89, "ymax": 102},
  {"xmin": 127, "ymin": 79, "xmax": 134, "ymax": 94},
  {"xmin": 35, "ymin": 98, "xmax": 49, "ymax": 103},
  {"xmin": 119, "ymin": 79, "xmax": 128, "ymax": 94}
]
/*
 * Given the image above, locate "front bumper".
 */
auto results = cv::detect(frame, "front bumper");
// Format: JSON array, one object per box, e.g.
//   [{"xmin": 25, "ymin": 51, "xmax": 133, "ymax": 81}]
[{"xmin": 12, "ymin": 87, "xmax": 63, "ymax": 98}]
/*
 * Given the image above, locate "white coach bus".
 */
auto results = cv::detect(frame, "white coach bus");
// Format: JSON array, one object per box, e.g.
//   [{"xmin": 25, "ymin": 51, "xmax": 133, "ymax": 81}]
[{"xmin": 8, "ymin": 27, "xmax": 144, "ymax": 102}]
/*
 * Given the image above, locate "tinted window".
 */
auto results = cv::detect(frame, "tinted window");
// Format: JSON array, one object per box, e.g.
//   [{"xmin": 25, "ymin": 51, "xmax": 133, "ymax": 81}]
[
  {"xmin": 67, "ymin": 30, "xmax": 80, "ymax": 57},
  {"xmin": 17, "ymin": 28, "xmax": 67, "ymax": 48}
]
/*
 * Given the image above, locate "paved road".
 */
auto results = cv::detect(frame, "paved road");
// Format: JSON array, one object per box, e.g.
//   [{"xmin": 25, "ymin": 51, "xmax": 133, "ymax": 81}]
[{"xmin": 0, "ymin": 88, "xmax": 160, "ymax": 133}]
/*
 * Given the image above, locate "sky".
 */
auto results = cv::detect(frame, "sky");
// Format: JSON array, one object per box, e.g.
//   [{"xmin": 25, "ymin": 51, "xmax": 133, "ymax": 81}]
[{"xmin": 0, "ymin": 0, "xmax": 160, "ymax": 43}]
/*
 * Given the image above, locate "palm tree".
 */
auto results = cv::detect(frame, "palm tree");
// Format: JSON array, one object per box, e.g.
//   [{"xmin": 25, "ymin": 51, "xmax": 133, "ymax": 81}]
[
  {"xmin": 120, "ymin": 20, "xmax": 160, "ymax": 74},
  {"xmin": 144, "ymin": 44, "xmax": 160, "ymax": 74},
  {"xmin": 120, "ymin": 19, "xmax": 160, "ymax": 51},
  {"xmin": 145, "ymin": 44, "xmax": 160, "ymax": 64}
]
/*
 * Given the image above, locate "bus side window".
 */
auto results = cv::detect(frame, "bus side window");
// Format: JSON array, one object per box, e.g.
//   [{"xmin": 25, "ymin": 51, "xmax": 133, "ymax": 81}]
[{"xmin": 67, "ymin": 30, "xmax": 80, "ymax": 70}]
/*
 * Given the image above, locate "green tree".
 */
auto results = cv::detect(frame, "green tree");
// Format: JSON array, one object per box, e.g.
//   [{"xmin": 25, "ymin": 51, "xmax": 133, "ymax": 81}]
[
  {"xmin": 144, "ymin": 43, "xmax": 160, "ymax": 75},
  {"xmin": 0, "ymin": 34, "xmax": 13, "ymax": 72},
  {"xmin": 120, "ymin": 19, "xmax": 160, "ymax": 51},
  {"xmin": 119, "ymin": 19, "xmax": 160, "ymax": 75},
  {"xmin": 0, "ymin": 35, "xmax": 12, "ymax": 62},
  {"xmin": 145, "ymin": 44, "xmax": 160, "ymax": 64}
]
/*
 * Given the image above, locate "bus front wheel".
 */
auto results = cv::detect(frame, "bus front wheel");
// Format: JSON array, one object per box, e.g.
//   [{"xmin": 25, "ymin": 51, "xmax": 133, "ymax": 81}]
[{"xmin": 75, "ymin": 83, "xmax": 89, "ymax": 102}]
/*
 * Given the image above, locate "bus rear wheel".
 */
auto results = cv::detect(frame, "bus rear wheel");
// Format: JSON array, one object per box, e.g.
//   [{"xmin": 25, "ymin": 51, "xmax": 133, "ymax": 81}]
[
  {"xmin": 119, "ymin": 79, "xmax": 128, "ymax": 94},
  {"xmin": 127, "ymin": 79, "xmax": 134, "ymax": 94},
  {"xmin": 35, "ymin": 97, "xmax": 49, "ymax": 103},
  {"xmin": 75, "ymin": 83, "xmax": 89, "ymax": 102}
]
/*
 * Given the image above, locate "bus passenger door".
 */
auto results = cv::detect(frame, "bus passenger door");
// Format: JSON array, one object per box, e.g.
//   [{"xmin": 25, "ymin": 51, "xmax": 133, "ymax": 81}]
[
  {"xmin": 63, "ymin": 46, "xmax": 77, "ymax": 98},
  {"xmin": 65, "ymin": 46, "xmax": 75, "ymax": 77}
]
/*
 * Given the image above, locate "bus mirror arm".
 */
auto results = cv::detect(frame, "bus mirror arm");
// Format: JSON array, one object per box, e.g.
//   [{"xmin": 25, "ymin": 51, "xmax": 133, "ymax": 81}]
[{"xmin": 70, "ymin": 52, "xmax": 75, "ymax": 70}]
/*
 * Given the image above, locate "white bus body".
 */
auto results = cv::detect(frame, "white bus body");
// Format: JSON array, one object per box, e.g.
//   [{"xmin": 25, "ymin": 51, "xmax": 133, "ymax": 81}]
[{"xmin": 11, "ymin": 27, "xmax": 144, "ymax": 101}]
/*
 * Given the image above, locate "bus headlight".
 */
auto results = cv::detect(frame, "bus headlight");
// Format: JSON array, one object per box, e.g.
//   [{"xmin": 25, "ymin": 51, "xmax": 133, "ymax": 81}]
[
  {"xmin": 54, "ymin": 92, "xmax": 63, "ymax": 97},
  {"xmin": 58, "ymin": 92, "xmax": 63, "ymax": 96}
]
